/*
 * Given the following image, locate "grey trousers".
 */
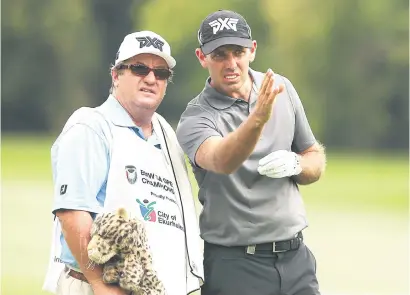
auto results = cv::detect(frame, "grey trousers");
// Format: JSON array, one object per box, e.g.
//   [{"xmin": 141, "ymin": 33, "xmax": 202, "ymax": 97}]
[{"xmin": 201, "ymin": 239, "xmax": 320, "ymax": 295}]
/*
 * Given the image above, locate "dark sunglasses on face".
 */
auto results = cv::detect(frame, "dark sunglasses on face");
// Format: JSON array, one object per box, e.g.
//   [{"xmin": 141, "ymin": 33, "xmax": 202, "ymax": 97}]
[{"xmin": 117, "ymin": 63, "xmax": 172, "ymax": 80}]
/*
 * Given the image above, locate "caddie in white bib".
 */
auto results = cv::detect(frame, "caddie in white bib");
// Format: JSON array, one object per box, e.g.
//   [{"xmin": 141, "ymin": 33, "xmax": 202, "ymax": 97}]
[
  {"xmin": 103, "ymin": 125, "xmax": 186, "ymax": 295},
  {"xmin": 43, "ymin": 30, "xmax": 203, "ymax": 295}
]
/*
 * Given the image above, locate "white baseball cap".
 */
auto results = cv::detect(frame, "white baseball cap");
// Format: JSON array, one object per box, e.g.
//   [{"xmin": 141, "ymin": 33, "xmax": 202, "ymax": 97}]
[{"xmin": 114, "ymin": 31, "xmax": 176, "ymax": 69}]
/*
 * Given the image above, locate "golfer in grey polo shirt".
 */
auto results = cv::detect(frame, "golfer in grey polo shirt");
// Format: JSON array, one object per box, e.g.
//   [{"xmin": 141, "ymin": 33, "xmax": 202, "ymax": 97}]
[{"xmin": 176, "ymin": 10, "xmax": 327, "ymax": 295}]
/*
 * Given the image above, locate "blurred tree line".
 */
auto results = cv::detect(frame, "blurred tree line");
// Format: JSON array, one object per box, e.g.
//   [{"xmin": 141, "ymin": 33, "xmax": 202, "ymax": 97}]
[{"xmin": 2, "ymin": 0, "xmax": 408, "ymax": 150}]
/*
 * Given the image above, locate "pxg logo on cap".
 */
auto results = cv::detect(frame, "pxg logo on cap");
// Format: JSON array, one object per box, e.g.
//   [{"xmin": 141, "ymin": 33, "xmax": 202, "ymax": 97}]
[
  {"xmin": 115, "ymin": 31, "xmax": 176, "ymax": 69},
  {"xmin": 209, "ymin": 18, "xmax": 239, "ymax": 34},
  {"xmin": 136, "ymin": 36, "xmax": 165, "ymax": 52},
  {"xmin": 198, "ymin": 10, "xmax": 253, "ymax": 55}
]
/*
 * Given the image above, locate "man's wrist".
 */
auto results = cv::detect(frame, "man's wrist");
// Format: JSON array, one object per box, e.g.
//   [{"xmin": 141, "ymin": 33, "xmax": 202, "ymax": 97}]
[
  {"xmin": 248, "ymin": 112, "xmax": 268, "ymax": 129},
  {"xmin": 294, "ymin": 153, "xmax": 302, "ymax": 175},
  {"xmin": 90, "ymin": 279, "xmax": 105, "ymax": 292}
]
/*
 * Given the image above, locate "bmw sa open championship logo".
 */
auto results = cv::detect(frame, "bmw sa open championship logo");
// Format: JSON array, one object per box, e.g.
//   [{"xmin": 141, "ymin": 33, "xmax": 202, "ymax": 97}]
[{"xmin": 125, "ymin": 165, "xmax": 137, "ymax": 184}]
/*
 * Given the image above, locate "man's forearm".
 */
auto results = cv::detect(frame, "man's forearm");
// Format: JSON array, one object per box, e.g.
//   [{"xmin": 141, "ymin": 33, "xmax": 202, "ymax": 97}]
[
  {"xmin": 294, "ymin": 144, "xmax": 326, "ymax": 185},
  {"xmin": 57, "ymin": 210, "xmax": 105, "ymax": 289},
  {"xmin": 214, "ymin": 113, "xmax": 266, "ymax": 174}
]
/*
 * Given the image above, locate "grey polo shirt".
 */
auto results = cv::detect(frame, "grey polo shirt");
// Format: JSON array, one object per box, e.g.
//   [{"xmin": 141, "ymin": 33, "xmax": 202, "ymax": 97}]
[{"xmin": 176, "ymin": 68, "xmax": 316, "ymax": 246}]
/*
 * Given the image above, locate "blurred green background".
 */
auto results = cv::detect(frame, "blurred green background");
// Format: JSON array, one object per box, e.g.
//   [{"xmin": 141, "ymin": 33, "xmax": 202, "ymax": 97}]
[{"xmin": 1, "ymin": 0, "xmax": 408, "ymax": 294}]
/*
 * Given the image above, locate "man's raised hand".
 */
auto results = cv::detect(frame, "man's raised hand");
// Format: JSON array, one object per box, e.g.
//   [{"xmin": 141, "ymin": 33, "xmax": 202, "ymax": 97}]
[{"xmin": 252, "ymin": 69, "xmax": 285, "ymax": 125}]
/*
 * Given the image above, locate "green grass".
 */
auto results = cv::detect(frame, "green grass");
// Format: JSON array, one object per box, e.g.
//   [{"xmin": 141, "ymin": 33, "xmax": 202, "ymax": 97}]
[
  {"xmin": 1, "ymin": 135, "xmax": 408, "ymax": 295},
  {"xmin": 300, "ymin": 152, "xmax": 408, "ymax": 213},
  {"xmin": 1, "ymin": 134, "xmax": 56, "ymax": 181}
]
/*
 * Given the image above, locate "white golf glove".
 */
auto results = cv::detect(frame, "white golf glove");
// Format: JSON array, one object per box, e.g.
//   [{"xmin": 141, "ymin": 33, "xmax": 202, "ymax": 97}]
[{"xmin": 257, "ymin": 150, "xmax": 302, "ymax": 178}]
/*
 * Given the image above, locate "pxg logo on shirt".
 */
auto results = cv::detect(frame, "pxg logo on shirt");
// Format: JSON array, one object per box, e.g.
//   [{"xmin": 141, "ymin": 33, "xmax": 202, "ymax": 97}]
[
  {"xmin": 136, "ymin": 36, "xmax": 164, "ymax": 52},
  {"xmin": 136, "ymin": 198, "xmax": 157, "ymax": 222},
  {"xmin": 125, "ymin": 165, "xmax": 137, "ymax": 184}
]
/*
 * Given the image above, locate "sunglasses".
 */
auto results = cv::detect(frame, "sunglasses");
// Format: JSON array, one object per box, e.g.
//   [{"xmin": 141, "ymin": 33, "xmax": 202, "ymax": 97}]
[{"xmin": 117, "ymin": 63, "xmax": 172, "ymax": 80}]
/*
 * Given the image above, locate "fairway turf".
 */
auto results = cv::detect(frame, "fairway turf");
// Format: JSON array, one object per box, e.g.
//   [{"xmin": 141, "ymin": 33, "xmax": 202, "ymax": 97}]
[{"xmin": 1, "ymin": 135, "xmax": 408, "ymax": 295}]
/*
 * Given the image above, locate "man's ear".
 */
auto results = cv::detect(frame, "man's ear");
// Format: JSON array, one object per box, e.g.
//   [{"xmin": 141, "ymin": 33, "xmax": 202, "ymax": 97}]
[
  {"xmin": 195, "ymin": 48, "xmax": 208, "ymax": 69},
  {"xmin": 111, "ymin": 68, "xmax": 120, "ymax": 88},
  {"xmin": 249, "ymin": 40, "xmax": 257, "ymax": 63}
]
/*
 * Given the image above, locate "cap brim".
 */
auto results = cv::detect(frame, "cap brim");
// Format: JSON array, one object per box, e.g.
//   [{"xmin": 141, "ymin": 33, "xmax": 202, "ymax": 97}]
[
  {"xmin": 201, "ymin": 37, "xmax": 253, "ymax": 55},
  {"xmin": 116, "ymin": 49, "xmax": 176, "ymax": 69}
]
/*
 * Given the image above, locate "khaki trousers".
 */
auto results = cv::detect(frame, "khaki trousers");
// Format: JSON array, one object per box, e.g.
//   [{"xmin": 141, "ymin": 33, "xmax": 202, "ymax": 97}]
[{"xmin": 56, "ymin": 269, "xmax": 94, "ymax": 295}]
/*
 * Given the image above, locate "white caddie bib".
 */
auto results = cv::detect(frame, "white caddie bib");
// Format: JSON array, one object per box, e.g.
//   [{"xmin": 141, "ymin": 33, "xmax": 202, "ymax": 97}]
[
  {"xmin": 43, "ymin": 107, "xmax": 203, "ymax": 295},
  {"xmin": 103, "ymin": 126, "xmax": 186, "ymax": 295}
]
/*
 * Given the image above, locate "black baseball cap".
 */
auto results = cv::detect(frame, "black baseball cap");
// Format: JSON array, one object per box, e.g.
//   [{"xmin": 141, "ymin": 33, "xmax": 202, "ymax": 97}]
[{"xmin": 197, "ymin": 10, "xmax": 253, "ymax": 55}]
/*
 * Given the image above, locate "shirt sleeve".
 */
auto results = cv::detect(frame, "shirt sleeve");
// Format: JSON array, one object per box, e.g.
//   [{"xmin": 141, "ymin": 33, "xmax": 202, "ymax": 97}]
[
  {"xmin": 51, "ymin": 123, "xmax": 109, "ymax": 214},
  {"xmin": 284, "ymin": 78, "xmax": 317, "ymax": 153},
  {"xmin": 176, "ymin": 104, "xmax": 221, "ymax": 166}
]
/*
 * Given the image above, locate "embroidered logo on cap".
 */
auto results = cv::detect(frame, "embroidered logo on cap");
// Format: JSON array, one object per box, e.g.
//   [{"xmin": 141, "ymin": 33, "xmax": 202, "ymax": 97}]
[
  {"xmin": 136, "ymin": 36, "xmax": 165, "ymax": 51},
  {"xmin": 209, "ymin": 18, "xmax": 239, "ymax": 34}
]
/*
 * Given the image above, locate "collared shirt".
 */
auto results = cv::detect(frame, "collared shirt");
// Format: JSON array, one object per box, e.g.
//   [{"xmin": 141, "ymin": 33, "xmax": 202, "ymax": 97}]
[
  {"xmin": 176, "ymin": 69, "xmax": 316, "ymax": 246},
  {"xmin": 51, "ymin": 95, "xmax": 160, "ymax": 270}
]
